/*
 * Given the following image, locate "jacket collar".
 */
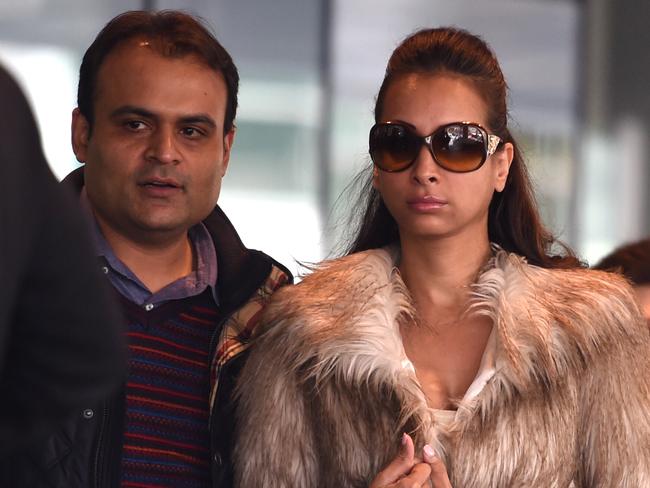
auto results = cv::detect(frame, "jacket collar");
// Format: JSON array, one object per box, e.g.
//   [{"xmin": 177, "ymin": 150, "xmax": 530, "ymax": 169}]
[{"xmin": 272, "ymin": 247, "xmax": 641, "ymax": 409}]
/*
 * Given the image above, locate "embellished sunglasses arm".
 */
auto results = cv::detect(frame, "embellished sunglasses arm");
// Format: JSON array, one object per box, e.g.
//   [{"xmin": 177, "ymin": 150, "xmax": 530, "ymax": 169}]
[{"xmin": 487, "ymin": 134, "xmax": 501, "ymax": 156}]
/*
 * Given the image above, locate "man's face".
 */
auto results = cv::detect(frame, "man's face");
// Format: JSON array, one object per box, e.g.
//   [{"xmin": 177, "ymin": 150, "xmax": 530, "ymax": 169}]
[{"xmin": 72, "ymin": 39, "xmax": 234, "ymax": 244}]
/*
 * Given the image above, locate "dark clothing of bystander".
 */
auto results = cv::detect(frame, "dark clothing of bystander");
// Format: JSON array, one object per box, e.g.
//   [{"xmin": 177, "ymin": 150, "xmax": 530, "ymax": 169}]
[{"xmin": 0, "ymin": 65, "xmax": 125, "ymax": 465}]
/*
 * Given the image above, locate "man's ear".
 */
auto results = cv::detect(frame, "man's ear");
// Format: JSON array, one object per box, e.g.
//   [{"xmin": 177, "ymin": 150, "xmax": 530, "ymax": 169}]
[
  {"xmin": 494, "ymin": 142, "xmax": 514, "ymax": 193},
  {"xmin": 71, "ymin": 108, "xmax": 90, "ymax": 164},
  {"xmin": 220, "ymin": 126, "xmax": 236, "ymax": 176}
]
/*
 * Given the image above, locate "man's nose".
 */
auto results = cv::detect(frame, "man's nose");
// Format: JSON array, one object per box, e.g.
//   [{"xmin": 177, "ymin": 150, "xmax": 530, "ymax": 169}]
[{"xmin": 146, "ymin": 126, "xmax": 181, "ymax": 165}]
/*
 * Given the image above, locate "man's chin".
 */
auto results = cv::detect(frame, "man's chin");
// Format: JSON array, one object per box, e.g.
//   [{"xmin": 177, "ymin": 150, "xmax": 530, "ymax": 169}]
[{"xmin": 133, "ymin": 215, "xmax": 195, "ymax": 238}]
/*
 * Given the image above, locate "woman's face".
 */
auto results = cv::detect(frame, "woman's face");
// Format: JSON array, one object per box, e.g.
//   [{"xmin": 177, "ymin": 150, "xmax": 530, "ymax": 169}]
[{"xmin": 373, "ymin": 73, "xmax": 513, "ymax": 243}]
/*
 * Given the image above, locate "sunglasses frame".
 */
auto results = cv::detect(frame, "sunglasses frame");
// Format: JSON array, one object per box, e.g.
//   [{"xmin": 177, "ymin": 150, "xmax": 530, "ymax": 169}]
[{"xmin": 369, "ymin": 121, "xmax": 502, "ymax": 173}]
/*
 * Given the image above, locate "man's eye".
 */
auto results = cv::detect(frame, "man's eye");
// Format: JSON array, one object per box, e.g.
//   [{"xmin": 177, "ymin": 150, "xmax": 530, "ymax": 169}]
[
  {"xmin": 181, "ymin": 127, "xmax": 204, "ymax": 138},
  {"xmin": 125, "ymin": 121, "xmax": 147, "ymax": 131}
]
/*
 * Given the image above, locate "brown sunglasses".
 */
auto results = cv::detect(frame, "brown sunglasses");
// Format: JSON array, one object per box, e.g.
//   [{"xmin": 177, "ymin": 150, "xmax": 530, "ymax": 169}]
[{"xmin": 369, "ymin": 121, "xmax": 502, "ymax": 173}]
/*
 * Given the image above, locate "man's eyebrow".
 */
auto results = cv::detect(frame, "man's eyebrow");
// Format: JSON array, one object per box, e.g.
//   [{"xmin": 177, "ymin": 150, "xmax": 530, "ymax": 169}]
[
  {"xmin": 110, "ymin": 105, "xmax": 156, "ymax": 119},
  {"xmin": 178, "ymin": 115, "xmax": 216, "ymax": 128},
  {"xmin": 109, "ymin": 106, "xmax": 216, "ymax": 129}
]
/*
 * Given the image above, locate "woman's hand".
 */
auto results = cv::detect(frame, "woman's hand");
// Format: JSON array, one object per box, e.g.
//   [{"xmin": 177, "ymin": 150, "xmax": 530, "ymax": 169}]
[{"xmin": 369, "ymin": 433, "xmax": 452, "ymax": 487}]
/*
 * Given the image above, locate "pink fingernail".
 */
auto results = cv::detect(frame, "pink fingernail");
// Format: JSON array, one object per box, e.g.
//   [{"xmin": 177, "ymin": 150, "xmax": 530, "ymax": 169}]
[
  {"xmin": 401, "ymin": 432, "xmax": 409, "ymax": 446},
  {"xmin": 423, "ymin": 444, "xmax": 435, "ymax": 460}
]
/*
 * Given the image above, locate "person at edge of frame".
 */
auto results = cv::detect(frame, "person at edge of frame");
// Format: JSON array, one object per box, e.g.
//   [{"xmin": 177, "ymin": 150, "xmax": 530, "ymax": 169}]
[
  {"xmin": 595, "ymin": 236, "xmax": 650, "ymax": 324},
  {"xmin": 0, "ymin": 63, "xmax": 124, "ymax": 466}
]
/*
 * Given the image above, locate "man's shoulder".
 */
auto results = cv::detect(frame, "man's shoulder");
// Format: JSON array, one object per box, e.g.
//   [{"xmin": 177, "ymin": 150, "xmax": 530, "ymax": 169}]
[{"xmin": 202, "ymin": 204, "xmax": 292, "ymax": 308}]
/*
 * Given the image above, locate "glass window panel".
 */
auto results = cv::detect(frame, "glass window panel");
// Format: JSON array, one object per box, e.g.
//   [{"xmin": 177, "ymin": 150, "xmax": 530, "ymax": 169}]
[{"xmin": 0, "ymin": 0, "xmax": 143, "ymax": 179}]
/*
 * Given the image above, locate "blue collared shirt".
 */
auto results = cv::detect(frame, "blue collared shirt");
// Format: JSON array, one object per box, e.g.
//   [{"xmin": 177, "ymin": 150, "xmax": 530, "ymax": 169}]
[{"xmin": 80, "ymin": 188, "xmax": 218, "ymax": 310}]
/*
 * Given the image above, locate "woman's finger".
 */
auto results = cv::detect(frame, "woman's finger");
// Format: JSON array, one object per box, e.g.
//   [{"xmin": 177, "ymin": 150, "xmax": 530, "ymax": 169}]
[
  {"xmin": 395, "ymin": 462, "xmax": 433, "ymax": 487},
  {"xmin": 370, "ymin": 433, "xmax": 416, "ymax": 487},
  {"xmin": 422, "ymin": 444, "xmax": 452, "ymax": 488}
]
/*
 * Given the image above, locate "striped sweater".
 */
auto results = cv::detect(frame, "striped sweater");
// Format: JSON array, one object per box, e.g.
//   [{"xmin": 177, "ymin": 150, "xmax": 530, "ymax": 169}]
[{"xmin": 119, "ymin": 290, "xmax": 219, "ymax": 488}]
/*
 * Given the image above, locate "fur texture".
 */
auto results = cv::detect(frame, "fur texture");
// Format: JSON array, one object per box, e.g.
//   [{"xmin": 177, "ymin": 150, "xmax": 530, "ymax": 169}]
[{"xmin": 234, "ymin": 248, "xmax": 650, "ymax": 487}]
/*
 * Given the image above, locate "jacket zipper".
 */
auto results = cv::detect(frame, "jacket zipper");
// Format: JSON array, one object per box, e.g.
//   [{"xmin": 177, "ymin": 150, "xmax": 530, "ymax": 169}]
[
  {"xmin": 208, "ymin": 315, "xmax": 229, "ymax": 359},
  {"xmin": 93, "ymin": 401, "xmax": 109, "ymax": 488},
  {"xmin": 208, "ymin": 313, "xmax": 234, "ymax": 488}
]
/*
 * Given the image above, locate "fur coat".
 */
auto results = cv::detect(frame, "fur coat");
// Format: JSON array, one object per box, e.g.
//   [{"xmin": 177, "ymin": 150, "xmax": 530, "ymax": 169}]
[{"xmin": 234, "ymin": 248, "xmax": 650, "ymax": 487}]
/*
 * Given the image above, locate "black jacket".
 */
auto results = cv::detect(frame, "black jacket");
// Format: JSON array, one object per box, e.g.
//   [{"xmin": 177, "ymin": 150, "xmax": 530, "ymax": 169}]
[
  {"xmin": 1, "ymin": 167, "xmax": 292, "ymax": 487},
  {"xmin": 0, "ymin": 66, "xmax": 125, "ymax": 483}
]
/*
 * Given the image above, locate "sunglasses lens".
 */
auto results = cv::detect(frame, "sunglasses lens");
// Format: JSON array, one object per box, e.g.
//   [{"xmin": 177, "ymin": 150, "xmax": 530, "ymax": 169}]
[
  {"xmin": 431, "ymin": 124, "xmax": 486, "ymax": 172},
  {"xmin": 370, "ymin": 124, "xmax": 420, "ymax": 172}
]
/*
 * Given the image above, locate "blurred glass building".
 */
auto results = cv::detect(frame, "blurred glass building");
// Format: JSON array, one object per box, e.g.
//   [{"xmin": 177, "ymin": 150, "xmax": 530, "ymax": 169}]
[{"xmin": 1, "ymin": 0, "xmax": 647, "ymax": 276}]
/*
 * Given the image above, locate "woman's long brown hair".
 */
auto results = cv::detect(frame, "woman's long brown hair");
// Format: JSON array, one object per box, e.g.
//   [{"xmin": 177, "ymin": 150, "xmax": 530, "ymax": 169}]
[{"xmin": 343, "ymin": 27, "xmax": 581, "ymax": 269}]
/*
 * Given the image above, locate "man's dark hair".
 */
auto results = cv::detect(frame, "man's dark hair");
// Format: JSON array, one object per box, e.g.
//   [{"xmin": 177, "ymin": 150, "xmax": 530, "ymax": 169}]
[
  {"xmin": 77, "ymin": 10, "xmax": 239, "ymax": 134},
  {"xmin": 594, "ymin": 237, "xmax": 650, "ymax": 285}
]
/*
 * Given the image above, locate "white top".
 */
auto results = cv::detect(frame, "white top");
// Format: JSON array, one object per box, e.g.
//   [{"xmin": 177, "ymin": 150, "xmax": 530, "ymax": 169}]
[{"xmin": 402, "ymin": 326, "xmax": 497, "ymax": 428}]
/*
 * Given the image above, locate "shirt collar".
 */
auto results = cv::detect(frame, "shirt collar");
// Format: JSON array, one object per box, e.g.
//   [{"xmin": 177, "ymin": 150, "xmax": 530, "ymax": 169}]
[{"xmin": 80, "ymin": 187, "xmax": 219, "ymax": 306}]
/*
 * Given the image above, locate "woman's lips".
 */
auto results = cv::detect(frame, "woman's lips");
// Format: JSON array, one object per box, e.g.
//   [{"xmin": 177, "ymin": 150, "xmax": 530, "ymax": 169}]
[{"xmin": 406, "ymin": 195, "xmax": 448, "ymax": 211}]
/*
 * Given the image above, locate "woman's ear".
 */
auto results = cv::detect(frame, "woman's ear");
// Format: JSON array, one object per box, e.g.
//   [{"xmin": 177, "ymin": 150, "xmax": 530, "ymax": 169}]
[
  {"xmin": 494, "ymin": 142, "xmax": 514, "ymax": 192},
  {"xmin": 372, "ymin": 166, "xmax": 380, "ymax": 190}
]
